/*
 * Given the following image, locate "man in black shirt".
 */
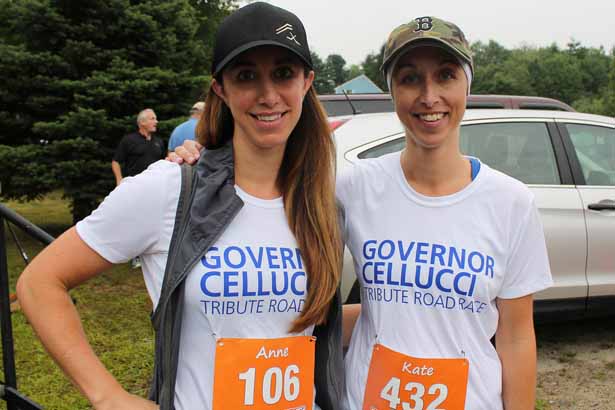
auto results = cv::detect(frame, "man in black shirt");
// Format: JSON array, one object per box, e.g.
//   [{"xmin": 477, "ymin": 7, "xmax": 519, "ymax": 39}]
[{"xmin": 111, "ymin": 108, "xmax": 165, "ymax": 185}]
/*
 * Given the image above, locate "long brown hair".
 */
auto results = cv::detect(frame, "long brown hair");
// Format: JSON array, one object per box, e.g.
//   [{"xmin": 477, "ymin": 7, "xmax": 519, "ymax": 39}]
[{"xmin": 197, "ymin": 80, "xmax": 342, "ymax": 333}]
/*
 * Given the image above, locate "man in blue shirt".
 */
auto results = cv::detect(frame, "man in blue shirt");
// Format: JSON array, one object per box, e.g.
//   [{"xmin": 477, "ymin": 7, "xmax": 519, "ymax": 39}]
[{"xmin": 167, "ymin": 101, "xmax": 204, "ymax": 152}]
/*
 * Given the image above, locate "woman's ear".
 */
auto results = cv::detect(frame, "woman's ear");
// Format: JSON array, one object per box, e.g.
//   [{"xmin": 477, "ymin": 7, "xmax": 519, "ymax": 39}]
[
  {"xmin": 211, "ymin": 78, "xmax": 227, "ymax": 104},
  {"xmin": 303, "ymin": 70, "xmax": 315, "ymax": 97}
]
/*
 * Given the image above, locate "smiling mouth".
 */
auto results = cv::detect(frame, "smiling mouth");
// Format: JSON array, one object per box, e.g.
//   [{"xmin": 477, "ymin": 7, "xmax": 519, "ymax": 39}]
[
  {"xmin": 251, "ymin": 112, "xmax": 286, "ymax": 122},
  {"xmin": 414, "ymin": 112, "xmax": 447, "ymax": 122}
]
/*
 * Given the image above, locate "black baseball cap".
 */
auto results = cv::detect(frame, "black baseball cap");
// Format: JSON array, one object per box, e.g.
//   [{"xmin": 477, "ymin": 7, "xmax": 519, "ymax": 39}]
[{"xmin": 211, "ymin": 2, "xmax": 313, "ymax": 77}]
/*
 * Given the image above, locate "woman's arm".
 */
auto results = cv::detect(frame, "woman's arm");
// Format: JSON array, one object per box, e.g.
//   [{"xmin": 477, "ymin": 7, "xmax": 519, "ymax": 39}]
[
  {"xmin": 495, "ymin": 294, "xmax": 536, "ymax": 410},
  {"xmin": 342, "ymin": 303, "xmax": 361, "ymax": 347},
  {"xmin": 16, "ymin": 228, "xmax": 158, "ymax": 410}
]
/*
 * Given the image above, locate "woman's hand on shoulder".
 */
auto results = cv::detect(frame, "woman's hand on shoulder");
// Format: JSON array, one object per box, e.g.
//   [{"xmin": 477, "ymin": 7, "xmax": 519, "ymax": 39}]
[
  {"xmin": 166, "ymin": 140, "xmax": 203, "ymax": 165},
  {"xmin": 94, "ymin": 391, "xmax": 159, "ymax": 410}
]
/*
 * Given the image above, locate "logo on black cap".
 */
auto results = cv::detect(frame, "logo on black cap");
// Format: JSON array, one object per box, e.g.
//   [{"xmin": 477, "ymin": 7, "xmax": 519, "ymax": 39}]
[{"xmin": 275, "ymin": 23, "xmax": 301, "ymax": 46}]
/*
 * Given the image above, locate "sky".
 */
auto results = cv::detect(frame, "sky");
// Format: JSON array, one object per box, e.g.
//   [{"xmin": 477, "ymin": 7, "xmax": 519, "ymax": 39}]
[{"xmin": 257, "ymin": 0, "xmax": 615, "ymax": 65}]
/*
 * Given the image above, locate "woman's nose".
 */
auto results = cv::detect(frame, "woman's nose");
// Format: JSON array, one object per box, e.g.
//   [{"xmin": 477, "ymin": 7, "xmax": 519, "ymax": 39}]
[
  {"xmin": 258, "ymin": 78, "xmax": 281, "ymax": 107},
  {"xmin": 419, "ymin": 78, "xmax": 439, "ymax": 107}
]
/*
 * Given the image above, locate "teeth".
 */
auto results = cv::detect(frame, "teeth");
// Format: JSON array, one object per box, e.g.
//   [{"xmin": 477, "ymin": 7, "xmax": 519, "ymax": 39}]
[
  {"xmin": 419, "ymin": 113, "xmax": 445, "ymax": 122},
  {"xmin": 256, "ymin": 113, "xmax": 282, "ymax": 122}
]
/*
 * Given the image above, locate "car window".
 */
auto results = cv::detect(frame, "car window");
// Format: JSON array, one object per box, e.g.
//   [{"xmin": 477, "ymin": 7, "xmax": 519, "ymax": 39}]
[
  {"xmin": 358, "ymin": 122, "xmax": 561, "ymax": 185},
  {"xmin": 321, "ymin": 100, "xmax": 354, "ymax": 116},
  {"xmin": 353, "ymin": 99, "xmax": 395, "ymax": 114},
  {"xmin": 358, "ymin": 137, "xmax": 405, "ymax": 159},
  {"xmin": 460, "ymin": 122, "xmax": 560, "ymax": 184},
  {"xmin": 565, "ymin": 124, "xmax": 615, "ymax": 186},
  {"xmin": 322, "ymin": 99, "xmax": 395, "ymax": 116}
]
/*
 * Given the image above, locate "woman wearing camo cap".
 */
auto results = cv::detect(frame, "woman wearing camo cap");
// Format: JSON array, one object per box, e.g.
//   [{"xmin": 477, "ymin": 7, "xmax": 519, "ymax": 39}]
[{"xmin": 339, "ymin": 16, "xmax": 552, "ymax": 410}]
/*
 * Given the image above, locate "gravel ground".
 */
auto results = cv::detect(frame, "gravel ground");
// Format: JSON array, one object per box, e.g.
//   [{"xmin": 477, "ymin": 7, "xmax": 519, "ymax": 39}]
[{"xmin": 536, "ymin": 317, "xmax": 615, "ymax": 410}]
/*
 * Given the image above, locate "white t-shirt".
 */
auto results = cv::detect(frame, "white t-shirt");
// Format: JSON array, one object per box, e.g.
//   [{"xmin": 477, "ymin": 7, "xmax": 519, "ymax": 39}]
[
  {"xmin": 337, "ymin": 152, "xmax": 552, "ymax": 410},
  {"xmin": 76, "ymin": 161, "xmax": 317, "ymax": 410}
]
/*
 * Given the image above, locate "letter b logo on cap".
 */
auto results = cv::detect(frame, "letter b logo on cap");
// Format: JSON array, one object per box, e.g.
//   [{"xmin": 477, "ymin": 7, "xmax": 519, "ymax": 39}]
[{"xmin": 414, "ymin": 17, "xmax": 433, "ymax": 32}]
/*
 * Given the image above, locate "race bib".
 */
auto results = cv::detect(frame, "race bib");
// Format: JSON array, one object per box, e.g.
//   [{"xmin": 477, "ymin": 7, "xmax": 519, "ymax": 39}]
[
  {"xmin": 363, "ymin": 344, "xmax": 469, "ymax": 410},
  {"xmin": 213, "ymin": 336, "xmax": 315, "ymax": 410}
]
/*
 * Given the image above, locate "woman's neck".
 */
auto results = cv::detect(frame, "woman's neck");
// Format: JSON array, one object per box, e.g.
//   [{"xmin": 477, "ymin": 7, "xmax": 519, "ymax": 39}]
[
  {"xmin": 400, "ymin": 141, "xmax": 472, "ymax": 197},
  {"xmin": 233, "ymin": 138, "xmax": 285, "ymax": 200}
]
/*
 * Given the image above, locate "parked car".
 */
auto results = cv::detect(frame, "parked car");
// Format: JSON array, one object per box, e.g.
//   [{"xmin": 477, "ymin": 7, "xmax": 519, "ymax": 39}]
[
  {"xmin": 335, "ymin": 109, "xmax": 615, "ymax": 321},
  {"xmin": 319, "ymin": 93, "xmax": 575, "ymax": 117}
]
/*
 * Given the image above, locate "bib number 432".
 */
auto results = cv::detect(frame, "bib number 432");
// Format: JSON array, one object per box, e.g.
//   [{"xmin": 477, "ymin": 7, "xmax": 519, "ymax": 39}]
[
  {"xmin": 362, "ymin": 344, "xmax": 468, "ymax": 410},
  {"xmin": 239, "ymin": 365, "xmax": 301, "ymax": 405},
  {"xmin": 380, "ymin": 377, "xmax": 448, "ymax": 410}
]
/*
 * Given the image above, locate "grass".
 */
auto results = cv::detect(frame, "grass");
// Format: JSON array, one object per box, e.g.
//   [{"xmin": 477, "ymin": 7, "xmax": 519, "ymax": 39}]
[
  {"xmin": 535, "ymin": 398, "xmax": 551, "ymax": 410},
  {"xmin": 0, "ymin": 192, "xmax": 154, "ymax": 410}
]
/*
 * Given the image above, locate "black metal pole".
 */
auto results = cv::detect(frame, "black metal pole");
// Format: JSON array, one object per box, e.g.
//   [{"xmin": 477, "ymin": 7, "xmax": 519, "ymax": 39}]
[
  {"xmin": 2, "ymin": 386, "xmax": 43, "ymax": 410},
  {"xmin": 0, "ymin": 218, "xmax": 18, "ymax": 410},
  {"xmin": 0, "ymin": 204, "xmax": 54, "ymax": 246},
  {"xmin": 7, "ymin": 222, "xmax": 30, "ymax": 265}
]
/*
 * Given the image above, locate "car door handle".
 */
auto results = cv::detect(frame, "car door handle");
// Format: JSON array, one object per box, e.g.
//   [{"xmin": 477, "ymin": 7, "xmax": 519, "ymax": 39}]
[{"xmin": 588, "ymin": 199, "xmax": 615, "ymax": 211}]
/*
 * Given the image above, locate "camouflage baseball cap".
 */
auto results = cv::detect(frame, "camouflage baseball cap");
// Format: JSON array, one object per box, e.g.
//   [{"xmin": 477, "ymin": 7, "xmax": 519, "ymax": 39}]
[{"xmin": 381, "ymin": 16, "xmax": 473, "ymax": 75}]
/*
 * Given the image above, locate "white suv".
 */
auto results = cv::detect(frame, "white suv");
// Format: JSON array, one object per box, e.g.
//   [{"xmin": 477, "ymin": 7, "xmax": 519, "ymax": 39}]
[{"xmin": 335, "ymin": 109, "xmax": 615, "ymax": 320}]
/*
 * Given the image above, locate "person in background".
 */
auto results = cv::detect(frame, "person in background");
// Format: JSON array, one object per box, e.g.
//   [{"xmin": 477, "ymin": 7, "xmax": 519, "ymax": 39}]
[
  {"xmin": 167, "ymin": 102, "xmax": 205, "ymax": 153},
  {"xmin": 111, "ymin": 108, "xmax": 165, "ymax": 186}
]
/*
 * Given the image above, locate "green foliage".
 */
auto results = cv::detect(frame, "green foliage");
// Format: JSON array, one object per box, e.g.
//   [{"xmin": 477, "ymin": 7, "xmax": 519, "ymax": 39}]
[
  {"xmin": 325, "ymin": 54, "xmax": 349, "ymax": 88},
  {"xmin": 0, "ymin": 144, "xmax": 56, "ymax": 200},
  {"xmin": 362, "ymin": 44, "xmax": 387, "ymax": 92},
  {"xmin": 0, "ymin": 0, "xmax": 233, "ymax": 221},
  {"xmin": 471, "ymin": 40, "xmax": 615, "ymax": 117},
  {"xmin": 311, "ymin": 51, "xmax": 334, "ymax": 94}
]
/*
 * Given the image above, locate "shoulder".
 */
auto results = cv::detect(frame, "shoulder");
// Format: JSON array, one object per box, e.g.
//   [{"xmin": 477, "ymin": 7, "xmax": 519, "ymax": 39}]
[
  {"xmin": 123, "ymin": 132, "xmax": 140, "ymax": 141},
  {"xmin": 339, "ymin": 152, "xmax": 399, "ymax": 183},
  {"xmin": 336, "ymin": 152, "xmax": 400, "ymax": 203},
  {"xmin": 75, "ymin": 161, "xmax": 181, "ymax": 263},
  {"xmin": 477, "ymin": 162, "xmax": 534, "ymax": 207},
  {"xmin": 105, "ymin": 162, "xmax": 182, "ymax": 217},
  {"xmin": 138, "ymin": 160, "xmax": 180, "ymax": 185},
  {"xmin": 472, "ymin": 163, "xmax": 540, "ymax": 246},
  {"xmin": 173, "ymin": 120, "xmax": 189, "ymax": 131}
]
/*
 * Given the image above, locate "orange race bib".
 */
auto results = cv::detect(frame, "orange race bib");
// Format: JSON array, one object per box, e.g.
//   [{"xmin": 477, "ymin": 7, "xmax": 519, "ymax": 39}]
[
  {"xmin": 363, "ymin": 344, "xmax": 469, "ymax": 410},
  {"xmin": 212, "ymin": 336, "xmax": 316, "ymax": 410}
]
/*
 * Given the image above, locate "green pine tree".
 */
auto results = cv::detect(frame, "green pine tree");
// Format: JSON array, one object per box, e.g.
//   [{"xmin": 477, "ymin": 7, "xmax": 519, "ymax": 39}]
[{"xmin": 0, "ymin": 0, "xmax": 234, "ymax": 222}]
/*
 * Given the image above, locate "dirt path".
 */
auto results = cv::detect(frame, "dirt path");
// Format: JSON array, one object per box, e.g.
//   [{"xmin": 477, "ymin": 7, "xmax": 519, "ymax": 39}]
[{"xmin": 536, "ymin": 318, "xmax": 615, "ymax": 409}]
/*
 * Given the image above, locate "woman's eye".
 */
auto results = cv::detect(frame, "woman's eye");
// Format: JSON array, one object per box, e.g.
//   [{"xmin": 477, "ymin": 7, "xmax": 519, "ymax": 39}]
[
  {"xmin": 274, "ymin": 66, "xmax": 295, "ymax": 79},
  {"xmin": 236, "ymin": 70, "xmax": 256, "ymax": 81},
  {"xmin": 400, "ymin": 73, "xmax": 419, "ymax": 84},
  {"xmin": 440, "ymin": 69, "xmax": 456, "ymax": 81}
]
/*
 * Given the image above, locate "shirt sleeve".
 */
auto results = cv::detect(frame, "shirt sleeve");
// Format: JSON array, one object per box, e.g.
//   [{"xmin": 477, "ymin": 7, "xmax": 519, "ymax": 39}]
[
  {"xmin": 76, "ymin": 161, "xmax": 181, "ymax": 264},
  {"xmin": 498, "ymin": 197, "xmax": 553, "ymax": 299},
  {"xmin": 113, "ymin": 135, "xmax": 129, "ymax": 163}
]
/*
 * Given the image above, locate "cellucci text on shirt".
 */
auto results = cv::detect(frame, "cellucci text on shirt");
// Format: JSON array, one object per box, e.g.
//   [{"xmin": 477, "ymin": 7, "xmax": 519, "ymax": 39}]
[
  {"xmin": 361, "ymin": 240, "xmax": 494, "ymax": 314},
  {"xmin": 198, "ymin": 246, "xmax": 307, "ymax": 316}
]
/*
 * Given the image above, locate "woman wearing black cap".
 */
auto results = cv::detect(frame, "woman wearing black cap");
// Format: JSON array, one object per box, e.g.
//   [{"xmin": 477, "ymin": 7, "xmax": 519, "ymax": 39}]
[
  {"xmin": 17, "ymin": 3, "xmax": 343, "ymax": 410},
  {"xmin": 338, "ymin": 17, "xmax": 552, "ymax": 410}
]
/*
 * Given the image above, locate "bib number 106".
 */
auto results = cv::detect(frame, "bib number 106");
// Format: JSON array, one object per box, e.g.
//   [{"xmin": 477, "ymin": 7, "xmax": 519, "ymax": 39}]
[
  {"xmin": 238, "ymin": 365, "xmax": 300, "ymax": 405},
  {"xmin": 380, "ymin": 377, "xmax": 448, "ymax": 410}
]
